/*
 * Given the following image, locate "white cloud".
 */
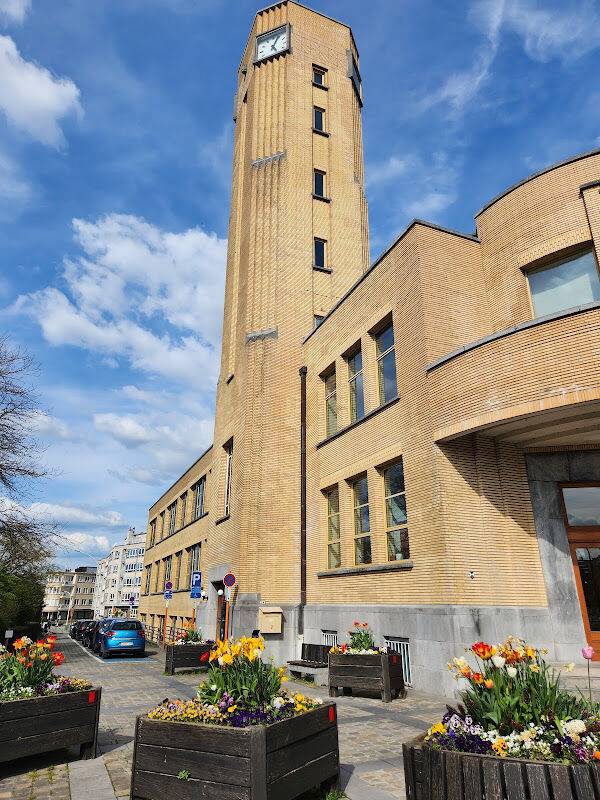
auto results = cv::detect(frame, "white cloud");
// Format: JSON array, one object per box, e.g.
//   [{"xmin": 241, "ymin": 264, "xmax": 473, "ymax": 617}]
[
  {"xmin": 423, "ymin": 0, "xmax": 600, "ymax": 115},
  {"xmin": 62, "ymin": 532, "xmax": 110, "ymax": 556},
  {"xmin": 406, "ymin": 191, "xmax": 457, "ymax": 218},
  {"xmin": 0, "ymin": 35, "xmax": 82, "ymax": 146},
  {"xmin": 0, "ymin": 0, "xmax": 31, "ymax": 23},
  {"xmin": 365, "ymin": 156, "xmax": 409, "ymax": 188},
  {"xmin": 15, "ymin": 214, "xmax": 227, "ymax": 386},
  {"xmin": 94, "ymin": 413, "xmax": 156, "ymax": 448},
  {"xmin": 8, "ymin": 500, "xmax": 127, "ymax": 527},
  {"xmin": 28, "ymin": 410, "xmax": 78, "ymax": 441}
]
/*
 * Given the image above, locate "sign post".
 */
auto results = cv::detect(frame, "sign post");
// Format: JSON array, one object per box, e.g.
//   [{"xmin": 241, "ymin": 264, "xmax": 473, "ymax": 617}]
[
  {"xmin": 190, "ymin": 571, "xmax": 202, "ymax": 628},
  {"xmin": 163, "ymin": 585, "xmax": 173, "ymax": 648},
  {"xmin": 223, "ymin": 573, "xmax": 235, "ymax": 641}
]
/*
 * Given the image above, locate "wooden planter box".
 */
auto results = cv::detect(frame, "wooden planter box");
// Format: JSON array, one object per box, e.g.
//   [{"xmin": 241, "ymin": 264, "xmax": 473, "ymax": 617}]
[
  {"xmin": 0, "ymin": 687, "xmax": 101, "ymax": 764},
  {"xmin": 328, "ymin": 652, "xmax": 405, "ymax": 703},
  {"xmin": 164, "ymin": 643, "xmax": 212, "ymax": 675},
  {"xmin": 130, "ymin": 702, "xmax": 340, "ymax": 800},
  {"xmin": 403, "ymin": 733, "xmax": 600, "ymax": 800}
]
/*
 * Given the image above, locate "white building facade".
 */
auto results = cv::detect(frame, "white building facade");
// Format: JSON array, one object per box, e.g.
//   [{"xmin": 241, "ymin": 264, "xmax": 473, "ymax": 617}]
[
  {"xmin": 42, "ymin": 566, "xmax": 97, "ymax": 623},
  {"xmin": 93, "ymin": 527, "xmax": 146, "ymax": 619}
]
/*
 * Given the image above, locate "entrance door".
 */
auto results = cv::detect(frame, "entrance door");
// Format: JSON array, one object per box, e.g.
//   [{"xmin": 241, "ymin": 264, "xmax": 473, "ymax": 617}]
[
  {"xmin": 215, "ymin": 582, "xmax": 226, "ymax": 641},
  {"xmin": 561, "ymin": 484, "xmax": 600, "ymax": 658}
]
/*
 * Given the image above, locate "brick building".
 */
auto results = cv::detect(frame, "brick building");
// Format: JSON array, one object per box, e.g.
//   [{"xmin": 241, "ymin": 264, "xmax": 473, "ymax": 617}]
[{"xmin": 138, "ymin": 1, "xmax": 600, "ymax": 693}]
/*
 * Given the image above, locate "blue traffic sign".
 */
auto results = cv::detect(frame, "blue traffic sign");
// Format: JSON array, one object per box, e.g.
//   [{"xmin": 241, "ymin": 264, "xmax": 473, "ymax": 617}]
[
  {"xmin": 190, "ymin": 588, "xmax": 202, "ymax": 599},
  {"xmin": 164, "ymin": 590, "xmax": 173, "ymax": 600},
  {"xmin": 129, "ymin": 596, "xmax": 135, "ymax": 604},
  {"xmin": 191, "ymin": 571, "xmax": 202, "ymax": 589},
  {"xmin": 223, "ymin": 572, "xmax": 236, "ymax": 587},
  {"xmin": 165, "ymin": 581, "xmax": 173, "ymax": 591}
]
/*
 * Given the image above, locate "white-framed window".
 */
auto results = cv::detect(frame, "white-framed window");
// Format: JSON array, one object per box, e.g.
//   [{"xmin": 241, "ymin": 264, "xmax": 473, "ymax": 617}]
[
  {"xmin": 194, "ymin": 477, "xmax": 206, "ymax": 519},
  {"xmin": 224, "ymin": 441, "xmax": 233, "ymax": 517},
  {"xmin": 168, "ymin": 501, "xmax": 177, "ymax": 536},
  {"xmin": 384, "ymin": 636, "xmax": 412, "ymax": 686},
  {"xmin": 321, "ymin": 630, "xmax": 338, "ymax": 647}
]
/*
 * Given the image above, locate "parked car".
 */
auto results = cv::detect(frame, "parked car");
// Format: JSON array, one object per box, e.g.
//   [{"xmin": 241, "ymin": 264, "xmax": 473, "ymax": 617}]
[
  {"xmin": 90, "ymin": 619, "xmax": 114, "ymax": 653},
  {"xmin": 72, "ymin": 620, "xmax": 94, "ymax": 641},
  {"xmin": 99, "ymin": 620, "xmax": 145, "ymax": 658},
  {"xmin": 82, "ymin": 620, "xmax": 102, "ymax": 649}
]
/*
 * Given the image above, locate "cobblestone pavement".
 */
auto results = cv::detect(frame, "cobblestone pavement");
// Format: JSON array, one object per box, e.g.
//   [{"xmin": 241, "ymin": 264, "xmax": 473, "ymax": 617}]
[{"xmin": 0, "ymin": 632, "xmax": 447, "ymax": 800}]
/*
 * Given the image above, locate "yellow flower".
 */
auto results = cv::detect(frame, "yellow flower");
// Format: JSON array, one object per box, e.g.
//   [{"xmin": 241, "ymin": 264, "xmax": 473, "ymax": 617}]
[
  {"xmin": 429, "ymin": 722, "xmax": 446, "ymax": 735},
  {"xmin": 222, "ymin": 653, "xmax": 234, "ymax": 665},
  {"xmin": 227, "ymin": 705, "xmax": 237, "ymax": 713},
  {"xmin": 491, "ymin": 738, "xmax": 508, "ymax": 757},
  {"xmin": 525, "ymin": 646, "xmax": 535, "ymax": 660},
  {"xmin": 529, "ymin": 664, "xmax": 540, "ymax": 673},
  {"xmin": 566, "ymin": 663, "xmax": 575, "ymax": 673}
]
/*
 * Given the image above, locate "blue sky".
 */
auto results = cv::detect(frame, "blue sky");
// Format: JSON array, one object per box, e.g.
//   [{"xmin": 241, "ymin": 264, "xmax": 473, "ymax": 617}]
[{"xmin": 1, "ymin": 0, "xmax": 599, "ymax": 567}]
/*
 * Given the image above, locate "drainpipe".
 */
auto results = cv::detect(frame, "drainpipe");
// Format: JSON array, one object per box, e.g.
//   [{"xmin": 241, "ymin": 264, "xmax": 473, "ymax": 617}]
[{"xmin": 299, "ymin": 366, "xmax": 307, "ymax": 635}]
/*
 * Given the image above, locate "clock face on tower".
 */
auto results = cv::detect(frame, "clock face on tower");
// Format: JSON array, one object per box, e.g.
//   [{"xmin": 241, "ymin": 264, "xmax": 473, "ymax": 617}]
[{"xmin": 255, "ymin": 25, "xmax": 289, "ymax": 63}]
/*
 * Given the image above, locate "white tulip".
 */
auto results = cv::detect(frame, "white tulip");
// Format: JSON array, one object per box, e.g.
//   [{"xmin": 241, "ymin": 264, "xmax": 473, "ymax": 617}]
[
  {"xmin": 491, "ymin": 655, "xmax": 505, "ymax": 668},
  {"xmin": 506, "ymin": 666, "xmax": 517, "ymax": 678}
]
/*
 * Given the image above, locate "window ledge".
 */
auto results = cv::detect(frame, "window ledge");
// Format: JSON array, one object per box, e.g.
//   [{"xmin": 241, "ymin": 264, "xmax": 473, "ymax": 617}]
[
  {"xmin": 316, "ymin": 395, "xmax": 400, "ymax": 448},
  {"xmin": 312, "ymin": 81, "xmax": 328, "ymax": 90},
  {"xmin": 312, "ymin": 194, "xmax": 331, "ymax": 203},
  {"xmin": 317, "ymin": 560, "xmax": 413, "ymax": 578},
  {"xmin": 215, "ymin": 514, "xmax": 230, "ymax": 526},
  {"xmin": 313, "ymin": 264, "xmax": 333, "ymax": 274},
  {"xmin": 312, "ymin": 128, "xmax": 330, "ymax": 137}
]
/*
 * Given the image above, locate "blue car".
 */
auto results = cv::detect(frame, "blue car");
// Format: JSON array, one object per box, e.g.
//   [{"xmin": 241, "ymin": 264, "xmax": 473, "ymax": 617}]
[
  {"xmin": 90, "ymin": 618, "xmax": 114, "ymax": 653},
  {"xmin": 99, "ymin": 619, "xmax": 145, "ymax": 658}
]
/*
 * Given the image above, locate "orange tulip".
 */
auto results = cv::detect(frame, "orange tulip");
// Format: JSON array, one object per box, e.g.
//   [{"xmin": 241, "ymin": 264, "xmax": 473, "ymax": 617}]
[
  {"xmin": 485, "ymin": 679, "xmax": 494, "ymax": 689},
  {"xmin": 472, "ymin": 642, "xmax": 495, "ymax": 660},
  {"xmin": 594, "ymin": 750, "xmax": 600, "ymax": 760},
  {"xmin": 472, "ymin": 672, "xmax": 484, "ymax": 684},
  {"xmin": 18, "ymin": 657, "xmax": 26, "ymax": 664},
  {"xmin": 40, "ymin": 653, "xmax": 48, "ymax": 661},
  {"xmin": 460, "ymin": 666, "xmax": 472, "ymax": 679},
  {"xmin": 26, "ymin": 661, "xmax": 32, "ymax": 668},
  {"xmin": 354, "ymin": 622, "xmax": 360, "ymax": 626}
]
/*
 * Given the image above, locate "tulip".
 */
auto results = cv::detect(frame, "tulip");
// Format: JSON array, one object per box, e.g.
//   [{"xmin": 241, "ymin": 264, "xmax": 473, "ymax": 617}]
[
  {"xmin": 472, "ymin": 672, "xmax": 484, "ymax": 684},
  {"xmin": 566, "ymin": 663, "xmax": 575, "ymax": 673},
  {"xmin": 583, "ymin": 645, "xmax": 595, "ymax": 660},
  {"xmin": 491, "ymin": 655, "xmax": 505, "ymax": 669},
  {"xmin": 506, "ymin": 666, "xmax": 517, "ymax": 678},
  {"xmin": 460, "ymin": 666, "xmax": 472, "ymax": 679},
  {"xmin": 484, "ymin": 679, "xmax": 494, "ymax": 689}
]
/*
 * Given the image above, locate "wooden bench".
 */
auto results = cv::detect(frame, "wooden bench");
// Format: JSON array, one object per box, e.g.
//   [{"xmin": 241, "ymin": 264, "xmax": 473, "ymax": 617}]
[{"xmin": 287, "ymin": 643, "xmax": 331, "ymax": 685}]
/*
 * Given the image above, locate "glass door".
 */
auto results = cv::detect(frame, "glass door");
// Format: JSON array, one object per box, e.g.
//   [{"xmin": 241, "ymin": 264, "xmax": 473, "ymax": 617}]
[{"xmin": 561, "ymin": 484, "xmax": 600, "ymax": 659}]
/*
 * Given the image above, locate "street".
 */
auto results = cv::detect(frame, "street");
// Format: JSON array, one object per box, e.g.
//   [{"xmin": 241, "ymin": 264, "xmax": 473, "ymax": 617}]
[{"xmin": 0, "ymin": 632, "xmax": 447, "ymax": 800}]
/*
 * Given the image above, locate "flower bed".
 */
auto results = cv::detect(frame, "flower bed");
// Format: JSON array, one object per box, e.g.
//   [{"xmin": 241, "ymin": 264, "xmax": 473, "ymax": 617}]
[
  {"xmin": 328, "ymin": 622, "xmax": 405, "ymax": 703},
  {"xmin": 404, "ymin": 637, "xmax": 600, "ymax": 799},
  {"xmin": 0, "ymin": 636, "xmax": 100, "ymax": 763},
  {"xmin": 132, "ymin": 636, "xmax": 340, "ymax": 799}
]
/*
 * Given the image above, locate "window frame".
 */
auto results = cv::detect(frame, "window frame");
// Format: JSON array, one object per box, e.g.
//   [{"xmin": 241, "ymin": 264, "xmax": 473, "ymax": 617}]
[
  {"xmin": 174, "ymin": 550, "xmax": 183, "ymax": 590},
  {"xmin": 180, "ymin": 491, "xmax": 187, "ymax": 529},
  {"xmin": 374, "ymin": 319, "xmax": 398, "ymax": 405},
  {"xmin": 326, "ymin": 486, "xmax": 341, "ymax": 569},
  {"xmin": 324, "ymin": 367, "xmax": 337, "ymax": 437},
  {"xmin": 525, "ymin": 247, "xmax": 600, "ymax": 319},
  {"xmin": 313, "ymin": 169, "xmax": 326, "ymax": 198},
  {"xmin": 347, "ymin": 345, "xmax": 364, "ymax": 423},
  {"xmin": 313, "ymin": 106, "xmax": 325, "ymax": 132},
  {"xmin": 382, "ymin": 459, "xmax": 410, "ymax": 562},
  {"xmin": 312, "ymin": 65, "xmax": 327, "ymax": 87},
  {"xmin": 194, "ymin": 477, "xmax": 206, "ymax": 519},
  {"xmin": 168, "ymin": 501, "xmax": 177, "ymax": 536},
  {"xmin": 224, "ymin": 441, "xmax": 233, "ymax": 517},
  {"xmin": 351, "ymin": 474, "xmax": 371, "ymax": 565}
]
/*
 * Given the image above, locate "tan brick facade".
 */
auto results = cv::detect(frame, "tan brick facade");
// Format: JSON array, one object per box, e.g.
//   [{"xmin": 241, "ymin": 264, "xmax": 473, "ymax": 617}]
[{"xmin": 139, "ymin": 2, "xmax": 600, "ymax": 692}]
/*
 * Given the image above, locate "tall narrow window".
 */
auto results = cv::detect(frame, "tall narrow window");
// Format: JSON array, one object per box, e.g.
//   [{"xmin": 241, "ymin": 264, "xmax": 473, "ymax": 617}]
[
  {"xmin": 375, "ymin": 321, "xmax": 397, "ymax": 404},
  {"xmin": 313, "ymin": 169, "xmax": 325, "ymax": 197},
  {"xmin": 327, "ymin": 487, "xmax": 341, "ymax": 568},
  {"xmin": 163, "ymin": 555, "xmax": 172, "ymax": 585},
  {"xmin": 153, "ymin": 561, "xmax": 160, "ymax": 593},
  {"xmin": 324, "ymin": 369, "xmax": 337, "ymax": 437},
  {"xmin": 314, "ymin": 315, "xmax": 324, "ymax": 328},
  {"xmin": 180, "ymin": 492, "xmax": 187, "ymax": 528},
  {"xmin": 224, "ymin": 441, "xmax": 233, "ymax": 517},
  {"xmin": 194, "ymin": 477, "xmax": 206, "ymax": 519},
  {"xmin": 384, "ymin": 460, "xmax": 409, "ymax": 561},
  {"xmin": 188, "ymin": 543, "xmax": 200, "ymax": 587},
  {"xmin": 314, "ymin": 238, "xmax": 326, "ymax": 268},
  {"xmin": 160, "ymin": 511, "xmax": 165, "ymax": 539},
  {"xmin": 313, "ymin": 106, "xmax": 325, "ymax": 132},
  {"xmin": 149, "ymin": 519, "xmax": 156, "ymax": 547},
  {"xmin": 168, "ymin": 501, "xmax": 177, "ymax": 536},
  {"xmin": 352, "ymin": 475, "xmax": 371, "ymax": 565},
  {"xmin": 174, "ymin": 551, "xmax": 183, "ymax": 590},
  {"xmin": 348, "ymin": 347, "xmax": 364, "ymax": 422}
]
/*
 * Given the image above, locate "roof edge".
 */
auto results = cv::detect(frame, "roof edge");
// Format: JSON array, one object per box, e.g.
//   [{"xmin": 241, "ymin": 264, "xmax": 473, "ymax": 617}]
[
  {"xmin": 303, "ymin": 219, "xmax": 479, "ymax": 345},
  {"xmin": 474, "ymin": 147, "xmax": 600, "ymax": 219}
]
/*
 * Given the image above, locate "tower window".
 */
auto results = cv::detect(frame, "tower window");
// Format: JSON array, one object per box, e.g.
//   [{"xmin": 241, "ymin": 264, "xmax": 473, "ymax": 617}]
[
  {"xmin": 326, "ymin": 486, "xmax": 341, "ymax": 569},
  {"xmin": 314, "ymin": 315, "xmax": 324, "ymax": 328},
  {"xmin": 375, "ymin": 321, "xmax": 398, "ymax": 404},
  {"xmin": 313, "ymin": 107, "xmax": 325, "ymax": 132},
  {"xmin": 314, "ymin": 169, "xmax": 325, "ymax": 198},
  {"xmin": 314, "ymin": 238, "xmax": 326, "ymax": 269},
  {"xmin": 223, "ymin": 440, "xmax": 233, "ymax": 517},
  {"xmin": 313, "ymin": 66, "xmax": 327, "ymax": 87}
]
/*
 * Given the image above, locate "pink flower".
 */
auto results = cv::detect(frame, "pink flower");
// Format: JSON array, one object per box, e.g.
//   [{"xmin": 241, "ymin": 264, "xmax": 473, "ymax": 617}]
[{"xmin": 582, "ymin": 645, "xmax": 595, "ymax": 660}]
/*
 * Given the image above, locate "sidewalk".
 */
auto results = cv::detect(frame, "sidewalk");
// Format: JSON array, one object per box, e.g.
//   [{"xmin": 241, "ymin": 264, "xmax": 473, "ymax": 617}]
[{"xmin": 0, "ymin": 632, "xmax": 447, "ymax": 799}]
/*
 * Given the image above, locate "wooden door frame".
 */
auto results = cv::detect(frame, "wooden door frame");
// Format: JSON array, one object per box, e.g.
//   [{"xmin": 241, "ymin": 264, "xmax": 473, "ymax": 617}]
[{"xmin": 560, "ymin": 482, "xmax": 600, "ymax": 659}]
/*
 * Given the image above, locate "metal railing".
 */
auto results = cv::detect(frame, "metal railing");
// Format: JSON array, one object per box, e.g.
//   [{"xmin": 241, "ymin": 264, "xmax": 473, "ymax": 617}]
[
  {"xmin": 384, "ymin": 636, "xmax": 412, "ymax": 686},
  {"xmin": 144, "ymin": 625, "xmax": 190, "ymax": 647},
  {"xmin": 321, "ymin": 630, "xmax": 338, "ymax": 648}
]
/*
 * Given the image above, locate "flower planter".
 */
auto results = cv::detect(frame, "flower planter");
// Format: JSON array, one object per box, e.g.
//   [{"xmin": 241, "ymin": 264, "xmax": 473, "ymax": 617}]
[
  {"xmin": 130, "ymin": 702, "xmax": 340, "ymax": 800},
  {"xmin": 328, "ymin": 652, "xmax": 405, "ymax": 703},
  {"xmin": 0, "ymin": 687, "xmax": 101, "ymax": 764},
  {"xmin": 164, "ymin": 643, "xmax": 212, "ymax": 676},
  {"xmin": 403, "ymin": 734, "xmax": 600, "ymax": 800}
]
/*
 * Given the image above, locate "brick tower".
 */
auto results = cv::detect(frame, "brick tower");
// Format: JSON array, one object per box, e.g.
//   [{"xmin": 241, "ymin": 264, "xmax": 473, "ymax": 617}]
[{"xmin": 204, "ymin": 2, "xmax": 369, "ymax": 656}]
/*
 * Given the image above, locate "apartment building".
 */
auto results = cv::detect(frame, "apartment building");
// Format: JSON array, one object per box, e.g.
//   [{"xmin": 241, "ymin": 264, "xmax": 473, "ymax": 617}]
[
  {"xmin": 93, "ymin": 527, "xmax": 146, "ymax": 619},
  {"xmin": 42, "ymin": 566, "xmax": 96, "ymax": 623},
  {"xmin": 139, "ymin": 1, "xmax": 600, "ymax": 693}
]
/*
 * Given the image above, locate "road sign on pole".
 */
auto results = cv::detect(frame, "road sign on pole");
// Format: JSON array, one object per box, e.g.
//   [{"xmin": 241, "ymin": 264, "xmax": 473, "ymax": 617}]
[
  {"xmin": 165, "ymin": 581, "xmax": 173, "ymax": 591},
  {"xmin": 223, "ymin": 572, "xmax": 236, "ymax": 588},
  {"xmin": 191, "ymin": 571, "xmax": 202, "ymax": 598},
  {"xmin": 129, "ymin": 596, "xmax": 135, "ymax": 605},
  {"xmin": 164, "ymin": 590, "xmax": 173, "ymax": 600},
  {"xmin": 225, "ymin": 586, "xmax": 231, "ymax": 602}
]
